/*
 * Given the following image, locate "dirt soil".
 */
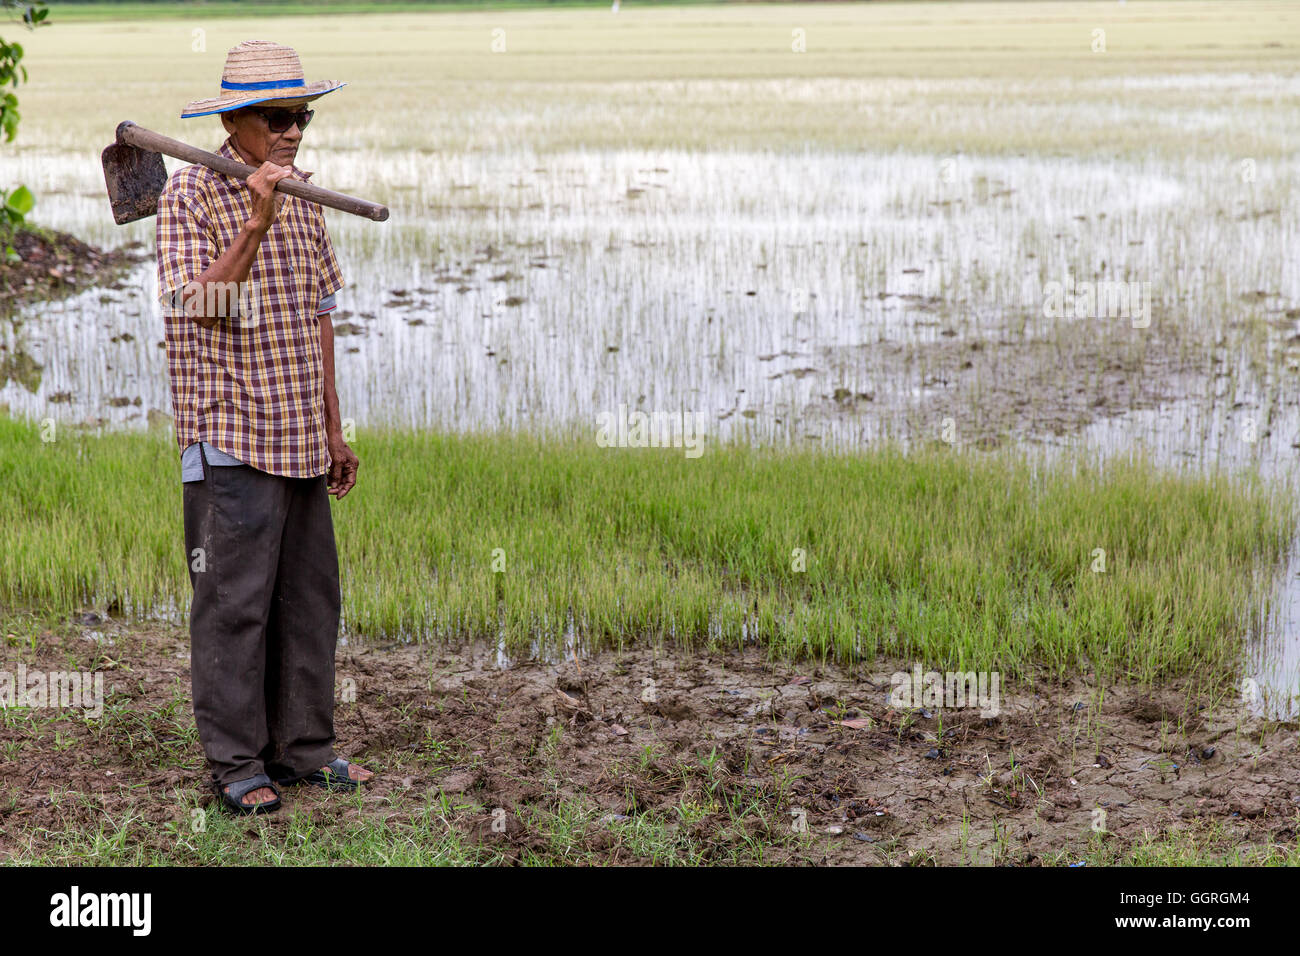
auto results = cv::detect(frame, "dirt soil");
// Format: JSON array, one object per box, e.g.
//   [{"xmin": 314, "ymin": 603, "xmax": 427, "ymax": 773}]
[
  {"xmin": 0, "ymin": 227, "xmax": 148, "ymax": 316},
  {"xmin": 2, "ymin": 614, "xmax": 1298, "ymax": 865}
]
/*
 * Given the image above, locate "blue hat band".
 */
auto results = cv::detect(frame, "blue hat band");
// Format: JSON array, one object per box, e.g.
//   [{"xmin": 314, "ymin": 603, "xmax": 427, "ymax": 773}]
[{"xmin": 221, "ymin": 78, "xmax": 306, "ymax": 91}]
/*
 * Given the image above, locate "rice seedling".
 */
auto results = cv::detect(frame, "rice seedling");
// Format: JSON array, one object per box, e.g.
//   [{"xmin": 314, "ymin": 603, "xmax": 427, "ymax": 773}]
[{"xmin": 0, "ymin": 412, "xmax": 1292, "ymax": 693}]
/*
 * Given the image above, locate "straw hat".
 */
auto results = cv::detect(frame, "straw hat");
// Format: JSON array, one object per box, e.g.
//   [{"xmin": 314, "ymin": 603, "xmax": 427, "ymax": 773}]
[{"xmin": 181, "ymin": 40, "xmax": 345, "ymax": 119}]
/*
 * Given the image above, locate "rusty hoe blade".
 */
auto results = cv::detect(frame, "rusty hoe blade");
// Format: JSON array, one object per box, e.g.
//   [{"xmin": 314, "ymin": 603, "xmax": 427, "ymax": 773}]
[{"xmin": 102, "ymin": 141, "xmax": 169, "ymax": 225}]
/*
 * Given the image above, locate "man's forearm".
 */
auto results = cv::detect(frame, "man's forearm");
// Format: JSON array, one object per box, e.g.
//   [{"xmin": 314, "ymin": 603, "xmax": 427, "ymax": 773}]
[
  {"xmin": 182, "ymin": 221, "xmax": 269, "ymax": 328},
  {"xmin": 320, "ymin": 312, "xmax": 342, "ymax": 436}
]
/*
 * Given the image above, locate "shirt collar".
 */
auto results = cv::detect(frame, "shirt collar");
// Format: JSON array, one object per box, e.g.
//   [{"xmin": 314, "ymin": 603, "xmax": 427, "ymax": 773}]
[{"xmin": 218, "ymin": 136, "xmax": 314, "ymax": 182}]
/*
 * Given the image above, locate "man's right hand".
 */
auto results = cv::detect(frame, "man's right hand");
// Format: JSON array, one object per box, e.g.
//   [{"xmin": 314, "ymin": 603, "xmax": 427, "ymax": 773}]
[
  {"xmin": 179, "ymin": 160, "xmax": 290, "ymax": 327},
  {"xmin": 244, "ymin": 161, "xmax": 292, "ymax": 234}
]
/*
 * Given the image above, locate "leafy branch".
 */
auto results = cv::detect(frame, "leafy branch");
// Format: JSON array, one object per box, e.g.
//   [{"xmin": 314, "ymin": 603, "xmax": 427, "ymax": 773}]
[{"xmin": 1, "ymin": 1, "xmax": 48, "ymax": 245}]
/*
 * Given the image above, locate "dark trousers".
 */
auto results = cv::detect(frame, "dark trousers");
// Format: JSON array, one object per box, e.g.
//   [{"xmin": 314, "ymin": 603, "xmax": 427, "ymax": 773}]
[{"xmin": 183, "ymin": 443, "xmax": 340, "ymax": 788}]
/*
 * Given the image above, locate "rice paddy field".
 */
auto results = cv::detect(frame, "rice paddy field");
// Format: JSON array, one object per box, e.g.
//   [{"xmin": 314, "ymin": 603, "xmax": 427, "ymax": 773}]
[{"xmin": 2, "ymin": 0, "xmax": 1300, "ymax": 868}]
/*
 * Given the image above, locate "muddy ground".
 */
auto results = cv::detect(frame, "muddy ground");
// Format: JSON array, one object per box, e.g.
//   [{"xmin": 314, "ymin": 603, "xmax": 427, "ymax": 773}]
[
  {"xmin": 0, "ymin": 227, "xmax": 147, "ymax": 317},
  {"xmin": 2, "ymin": 612, "xmax": 1297, "ymax": 865},
  {"xmin": 805, "ymin": 309, "xmax": 1203, "ymax": 450}
]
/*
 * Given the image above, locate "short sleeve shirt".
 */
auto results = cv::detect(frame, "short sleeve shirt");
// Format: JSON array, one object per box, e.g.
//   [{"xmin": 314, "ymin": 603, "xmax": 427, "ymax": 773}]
[{"xmin": 156, "ymin": 136, "xmax": 345, "ymax": 479}]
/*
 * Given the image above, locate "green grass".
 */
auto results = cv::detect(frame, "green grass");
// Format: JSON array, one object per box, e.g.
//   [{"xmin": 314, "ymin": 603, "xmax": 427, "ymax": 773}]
[
  {"xmin": 3, "ymin": 794, "xmax": 789, "ymax": 866},
  {"xmin": 10, "ymin": 787, "xmax": 1294, "ymax": 866},
  {"xmin": 0, "ymin": 411, "xmax": 1292, "ymax": 687},
  {"xmin": 7, "ymin": 799, "xmax": 499, "ymax": 866},
  {"xmin": 1046, "ymin": 822, "xmax": 1300, "ymax": 867}
]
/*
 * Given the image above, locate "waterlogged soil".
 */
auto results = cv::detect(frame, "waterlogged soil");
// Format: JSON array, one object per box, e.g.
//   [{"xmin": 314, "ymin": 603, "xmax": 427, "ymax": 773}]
[
  {"xmin": 811, "ymin": 313, "xmax": 1197, "ymax": 449},
  {"xmin": 2, "ymin": 614, "xmax": 1298, "ymax": 865},
  {"xmin": 0, "ymin": 228, "xmax": 148, "ymax": 317}
]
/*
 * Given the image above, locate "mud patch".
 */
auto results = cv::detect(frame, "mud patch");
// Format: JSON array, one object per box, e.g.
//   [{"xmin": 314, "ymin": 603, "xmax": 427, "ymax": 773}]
[
  {"xmin": 810, "ymin": 317, "xmax": 1194, "ymax": 449},
  {"xmin": 0, "ymin": 227, "xmax": 147, "ymax": 317},
  {"xmin": 2, "ymin": 614, "xmax": 1297, "ymax": 865}
]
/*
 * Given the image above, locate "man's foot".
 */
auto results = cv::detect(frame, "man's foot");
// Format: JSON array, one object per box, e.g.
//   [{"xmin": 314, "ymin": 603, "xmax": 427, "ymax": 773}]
[
  {"xmin": 274, "ymin": 757, "xmax": 372, "ymax": 791},
  {"xmin": 225, "ymin": 783, "xmax": 279, "ymax": 807},
  {"xmin": 321, "ymin": 762, "xmax": 372, "ymax": 783},
  {"xmin": 217, "ymin": 772, "xmax": 282, "ymax": 814}
]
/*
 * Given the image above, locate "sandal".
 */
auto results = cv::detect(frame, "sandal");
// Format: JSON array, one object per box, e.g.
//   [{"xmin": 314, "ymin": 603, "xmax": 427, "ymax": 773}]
[
  {"xmin": 217, "ymin": 772, "xmax": 282, "ymax": 815},
  {"xmin": 276, "ymin": 757, "xmax": 369, "ymax": 792}
]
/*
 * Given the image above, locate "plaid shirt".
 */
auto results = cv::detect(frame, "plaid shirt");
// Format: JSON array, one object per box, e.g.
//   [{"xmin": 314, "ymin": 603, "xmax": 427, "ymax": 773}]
[{"xmin": 156, "ymin": 136, "xmax": 344, "ymax": 479}]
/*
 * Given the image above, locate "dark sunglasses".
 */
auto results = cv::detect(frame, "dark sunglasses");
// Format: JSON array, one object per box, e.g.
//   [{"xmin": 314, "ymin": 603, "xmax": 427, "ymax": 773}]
[{"xmin": 245, "ymin": 106, "xmax": 314, "ymax": 133}]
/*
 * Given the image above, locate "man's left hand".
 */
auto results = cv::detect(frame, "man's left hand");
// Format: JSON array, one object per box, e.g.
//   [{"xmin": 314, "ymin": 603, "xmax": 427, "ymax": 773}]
[{"xmin": 327, "ymin": 433, "xmax": 358, "ymax": 499}]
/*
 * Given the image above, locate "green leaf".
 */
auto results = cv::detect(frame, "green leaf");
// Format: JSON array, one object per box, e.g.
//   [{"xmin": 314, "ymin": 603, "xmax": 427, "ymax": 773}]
[{"xmin": 5, "ymin": 184, "xmax": 34, "ymax": 216}]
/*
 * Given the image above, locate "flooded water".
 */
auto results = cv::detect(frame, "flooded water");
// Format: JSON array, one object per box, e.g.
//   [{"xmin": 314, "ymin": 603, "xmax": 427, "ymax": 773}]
[
  {"xmin": 1063, "ymin": 398, "xmax": 1300, "ymax": 718},
  {"xmin": 7, "ymin": 148, "xmax": 1297, "ymax": 441},
  {"xmin": 4, "ymin": 145, "xmax": 1299, "ymax": 714}
]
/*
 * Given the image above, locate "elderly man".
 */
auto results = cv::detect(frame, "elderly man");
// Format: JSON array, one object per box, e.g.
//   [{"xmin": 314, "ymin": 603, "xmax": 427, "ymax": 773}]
[{"xmin": 156, "ymin": 40, "xmax": 370, "ymax": 814}]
